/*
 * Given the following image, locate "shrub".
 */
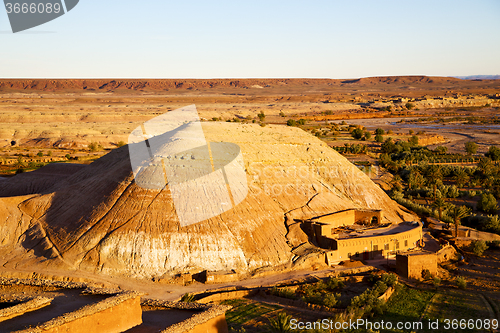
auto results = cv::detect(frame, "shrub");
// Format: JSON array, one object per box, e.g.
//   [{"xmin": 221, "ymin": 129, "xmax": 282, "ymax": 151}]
[
  {"xmin": 323, "ymin": 293, "xmax": 341, "ymax": 308},
  {"xmin": 88, "ymin": 142, "xmax": 103, "ymax": 152},
  {"xmin": 258, "ymin": 112, "xmax": 265, "ymax": 122},
  {"xmin": 432, "ymin": 277, "xmax": 441, "ymax": 287},
  {"xmin": 180, "ymin": 293, "xmax": 195, "ymax": 302},
  {"xmin": 456, "ymin": 276, "xmax": 467, "ymax": 289},
  {"xmin": 477, "ymin": 193, "xmax": 498, "ymax": 214},
  {"xmin": 472, "ymin": 240, "xmax": 488, "ymax": 256},
  {"xmin": 380, "ymin": 273, "xmax": 398, "ymax": 287},
  {"xmin": 405, "ymin": 102, "xmax": 415, "ymax": 110},
  {"xmin": 409, "ymin": 135, "xmax": 419, "ymax": 145},
  {"xmin": 37, "ymin": 151, "xmax": 44, "ymax": 157},
  {"xmin": 351, "ymin": 128, "xmax": 364, "ymax": 140},
  {"xmin": 375, "ymin": 134, "xmax": 384, "ymax": 142},
  {"xmin": 267, "ymin": 312, "xmax": 292, "ymax": 333},
  {"xmin": 326, "ymin": 277, "xmax": 345, "ymax": 290},
  {"xmin": 465, "ymin": 141, "xmax": 478, "ymax": 155},
  {"xmin": 486, "ymin": 146, "xmax": 500, "ymax": 161},
  {"xmin": 286, "ymin": 119, "xmax": 296, "ymax": 127},
  {"xmin": 116, "ymin": 141, "xmax": 126, "ymax": 147},
  {"xmin": 65, "ymin": 154, "xmax": 71, "ymax": 160},
  {"xmin": 421, "ymin": 269, "xmax": 433, "ymax": 280},
  {"xmin": 271, "ymin": 286, "xmax": 297, "ymax": 300}
]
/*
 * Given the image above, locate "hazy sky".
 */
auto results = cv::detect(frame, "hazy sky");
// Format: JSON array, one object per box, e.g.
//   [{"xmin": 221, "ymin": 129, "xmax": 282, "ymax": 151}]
[{"xmin": 1, "ymin": 0, "xmax": 499, "ymax": 78}]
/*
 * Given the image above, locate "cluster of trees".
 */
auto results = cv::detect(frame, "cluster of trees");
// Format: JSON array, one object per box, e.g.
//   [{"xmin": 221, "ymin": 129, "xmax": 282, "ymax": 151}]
[
  {"xmin": 296, "ymin": 277, "xmax": 344, "ymax": 308},
  {"xmin": 387, "ymin": 158, "xmax": 499, "ymax": 236},
  {"xmin": 286, "ymin": 119, "xmax": 306, "ymax": 127}
]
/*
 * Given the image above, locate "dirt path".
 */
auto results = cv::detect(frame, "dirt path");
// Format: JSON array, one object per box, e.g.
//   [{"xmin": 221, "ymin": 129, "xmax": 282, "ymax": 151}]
[{"xmin": 0, "ymin": 265, "xmax": 371, "ymax": 302}]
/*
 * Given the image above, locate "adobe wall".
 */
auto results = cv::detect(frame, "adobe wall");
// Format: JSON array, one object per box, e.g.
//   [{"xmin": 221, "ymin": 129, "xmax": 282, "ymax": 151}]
[
  {"xmin": 0, "ymin": 296, "xmax": 52, "ymax": 323},
  {"xmin": 354, "ymin": 210, "xmax": 383, "ymax": 225},
  {"xmin": 16, "ymin": 292, "xmax": 143, "ymax": 333},
  {"xmin": 314, "ymin": 210, "xmax": 355, "ymax": 228},
  {"xmin": 197, "ymin": 289, "xmax": 257, "ymax": 303},
  {"xmin": 185, "ymin": 314, "xmax": 229, "ymax": 333},
  {"xmin": 436, "ymin": 245, "xmax": 460, "ymax": 263},
  {"xmin": 396, "ymin": 252, "xmax": 438, "ymax": 279},
  {"xmin": 334, "ymin": 223, "xmax": 422, "ymax": 262},
  {"xmin": 158, "ymin": 301, "xmax": 231, "ymax": 333}
]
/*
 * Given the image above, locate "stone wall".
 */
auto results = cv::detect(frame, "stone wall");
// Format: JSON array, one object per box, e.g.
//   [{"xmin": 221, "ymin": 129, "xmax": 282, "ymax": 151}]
[{"xmin": 396, "ymin": 251, "xmax": 438, "ymax": 279}]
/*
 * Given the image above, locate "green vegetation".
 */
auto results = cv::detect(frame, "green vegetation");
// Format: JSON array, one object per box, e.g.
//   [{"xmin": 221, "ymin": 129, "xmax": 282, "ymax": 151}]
[
  {"xmin": 222, "ymin": 299, "xmax": 281, "ymax": 332},
  {"xmin": 180, "ymin": 293, "xmax": 195, "ymax": 302},
  {"xmin": 465, "ymin": 141, "xmax": 478, "ymax": 155},
  {"xmin": 373, "ymin": 284, "xmax": 434, "ymax": 332},
  {"xmin": 286, "ymin": 119, "xmax": 306, "ymax": 127},
  {"xmin": 296, "ymin": 277, "xmax": 344, "ymax": 308},
  {"xmin": 478, "ymin": 193, "xmax": 498, "ymax": 214},
  {"xmin": 456, "ymin": 276, "xmax": 467, "ymax": 290},
  {"xmin": 267, "ymin": 312, "xmax": 293, "ymax": 333},
  {"xmin": 88, "ymin": 142, "xmax": 103, "ymax": 152},
  {"xmin": 471, "ymin": 240, "xmax": 488, "ymax": 256},
  {"xmin": 258, "ymin": 111, "xmax": 266, "ymax": 122},
  {"xmin": 486, "ymin": 146, "xmax": 500, "ymax": 161},
  {"xmin": 376, "ymin": 133, "xmax": 500, "ymax": 236},
  {"xmin": 351, "ymin": 128, "xmax": 364, "ymax": 140}
]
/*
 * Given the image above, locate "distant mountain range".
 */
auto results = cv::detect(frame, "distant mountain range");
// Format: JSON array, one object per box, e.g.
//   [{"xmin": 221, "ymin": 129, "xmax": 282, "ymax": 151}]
[{"xmin": 453, "ymin": 75, "xmax": 500, "ymax": 80}]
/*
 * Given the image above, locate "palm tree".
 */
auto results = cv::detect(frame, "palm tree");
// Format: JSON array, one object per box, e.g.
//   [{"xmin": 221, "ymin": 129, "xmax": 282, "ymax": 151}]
[
  {"xmin": 391, "ymin": 175, "xmax": 403, "ymax": 191},
  {"xmin": 409, "ymin": 170, "xmax": 426, "ymax": 190},
  {"xmin": 425, "ymin": 165, "xmax": 443, "ymax": 200},
  {"xmin": 454, "ymin": 168, "xmax": 470, "ymax": 189},
  {"xmin": 267, "ymin": 312, "xmax": 293, "ymax": 333},
  {"xmin": 449, "ymin": 205, "xmax": 472, "ymax": 237},
  {"xmin": 432, "ymin": 197, "xmax": 450, "ymax": 221}
]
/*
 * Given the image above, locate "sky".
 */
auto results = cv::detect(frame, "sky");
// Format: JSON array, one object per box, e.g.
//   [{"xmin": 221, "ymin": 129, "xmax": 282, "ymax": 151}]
[{"xmin": 0, "ymin": 0, "xmax": 499, "ymax": 79}]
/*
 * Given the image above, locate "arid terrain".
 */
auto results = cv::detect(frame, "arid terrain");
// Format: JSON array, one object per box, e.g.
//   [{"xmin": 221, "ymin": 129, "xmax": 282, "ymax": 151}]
[{"xmin": 0, "ymin": 77, "xmax": 499, "ymax": 332}]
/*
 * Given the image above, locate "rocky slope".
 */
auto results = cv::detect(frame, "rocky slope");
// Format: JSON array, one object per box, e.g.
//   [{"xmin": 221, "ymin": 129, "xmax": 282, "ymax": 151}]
[{"xmin": 0, "ymin": 123, "xmax": 415, "ymax": 279}]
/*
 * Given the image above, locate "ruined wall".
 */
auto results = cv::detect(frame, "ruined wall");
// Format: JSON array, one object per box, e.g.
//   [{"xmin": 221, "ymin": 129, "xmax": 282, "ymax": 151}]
[
  {"xmin": 396, "ymin": 252, "xmax": 438, "ymax": 279},
  {"xmin": 436, "ymin": 245, "xmax": 460, "ymax": 263}
]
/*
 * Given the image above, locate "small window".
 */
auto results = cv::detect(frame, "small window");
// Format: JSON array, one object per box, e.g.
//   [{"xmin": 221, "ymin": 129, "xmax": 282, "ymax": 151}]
[
  {"xmin": 404, "ymin": 240, "xmax": 408, "ymax": 247},
  {"xmin": 347, "ymin": 253, "xmax": 351, "ymax": 258},
  {"xmin": 373, "ymin": 245, "xmax": 378, "ymax": 251},
  {"xmin": 396, "ymin": 241, "xmax": 400, "ymax": 249},
  {"xmin": 384, "ymin": 244, "xmax": 389, "ymax": 250}
]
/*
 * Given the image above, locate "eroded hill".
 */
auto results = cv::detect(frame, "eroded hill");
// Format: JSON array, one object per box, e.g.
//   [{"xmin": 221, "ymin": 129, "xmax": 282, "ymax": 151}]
[{"xmin": 0, "ymin": 123, "xmax": 415, "ymax": 279}]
